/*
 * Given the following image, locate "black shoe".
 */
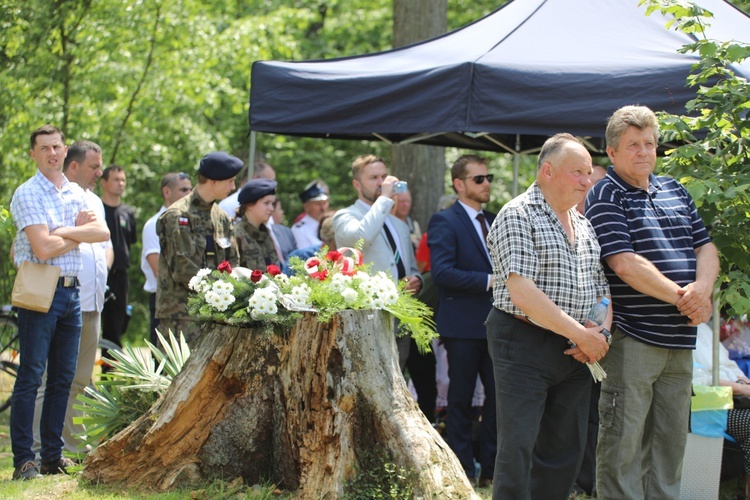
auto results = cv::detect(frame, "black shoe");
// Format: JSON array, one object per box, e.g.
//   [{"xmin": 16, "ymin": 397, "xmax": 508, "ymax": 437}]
[
  {"xmin": 476, "ymin": 475, "xmax": 492, "ymax": 489},
  {"xmin": 40, "ymin": 456, "xmax": 76, "ymax": 475},
  {"xmin": 12, "ymin": 460, "xmax": 43, "ymax": 480}
]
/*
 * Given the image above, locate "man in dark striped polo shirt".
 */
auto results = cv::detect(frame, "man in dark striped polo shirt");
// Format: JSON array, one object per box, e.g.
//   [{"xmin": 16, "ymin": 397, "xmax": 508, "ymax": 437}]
[{"xmin": 586, "ymin": 105, "xmax": 720, "ymax": 499}]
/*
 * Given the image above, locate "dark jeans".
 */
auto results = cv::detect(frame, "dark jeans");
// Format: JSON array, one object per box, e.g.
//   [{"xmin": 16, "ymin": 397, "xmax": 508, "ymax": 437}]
[
  {"xmin": 486, "ymin": 308, "xmax": 590, "ymax": 499},
  {"xmin": 11, "ymin": 286, "xmax": 81, "ymax": 467},
  {"xmin": 443, "ymin": 337, "xmax": 496, "ymax": 479}
]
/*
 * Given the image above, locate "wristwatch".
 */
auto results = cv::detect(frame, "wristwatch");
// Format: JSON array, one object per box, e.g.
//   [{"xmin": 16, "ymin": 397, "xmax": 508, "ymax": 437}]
[{"xmin": 601, "ymin": 328, "xmax": 612, "ymax": 345}]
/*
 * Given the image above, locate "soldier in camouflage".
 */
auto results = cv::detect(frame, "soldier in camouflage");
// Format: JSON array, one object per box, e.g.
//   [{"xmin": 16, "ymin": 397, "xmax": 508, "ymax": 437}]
[
  {"xmin": 235, "ymin": 178, "xmax": 279, "ymax": 270},
  {"xmin": 156, "ymin": 152, "xmax": 241, "ymax": 345}
]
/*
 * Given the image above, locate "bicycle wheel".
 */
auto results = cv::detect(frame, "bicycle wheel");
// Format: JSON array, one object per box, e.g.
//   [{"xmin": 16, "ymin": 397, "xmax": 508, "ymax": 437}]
[
  {"xmin": 0, "ymin": 360, "xmax": 19, "ymax": 413},
  {"xmin": 0, "ymin": 313, "xmax": 19, "ymax": 363}
]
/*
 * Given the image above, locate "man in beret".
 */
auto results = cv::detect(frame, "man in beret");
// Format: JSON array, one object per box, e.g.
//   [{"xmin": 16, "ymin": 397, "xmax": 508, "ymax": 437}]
[
  {"xmin": 292, "ymin": 180, "xmax": 329, "ymax": 249},
  {"xmin": 155, "ymin": 152, "xmax": 241, "ymax": 345}
]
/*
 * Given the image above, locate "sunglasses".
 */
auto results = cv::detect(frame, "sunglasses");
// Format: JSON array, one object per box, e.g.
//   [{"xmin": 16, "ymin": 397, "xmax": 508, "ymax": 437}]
[{"xmin": 460, "ymin": 174, "xmax": 494, "ymax": 184}]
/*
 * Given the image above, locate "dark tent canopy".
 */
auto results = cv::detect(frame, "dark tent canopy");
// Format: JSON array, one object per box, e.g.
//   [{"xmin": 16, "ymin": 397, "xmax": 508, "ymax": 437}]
[{"xmin": 249, "ymin": 0, "xmax": 750, "ymax": 154}]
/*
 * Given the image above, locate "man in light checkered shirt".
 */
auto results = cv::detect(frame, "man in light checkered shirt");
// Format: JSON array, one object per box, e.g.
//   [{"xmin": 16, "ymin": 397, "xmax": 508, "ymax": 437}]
[
  {"xmin": 485, "ymin": 133, "xmax": 611, "ymax": 498},
  {"xmin": 9, "ymin": 125, "xmax": 110, "ymax": 480}
]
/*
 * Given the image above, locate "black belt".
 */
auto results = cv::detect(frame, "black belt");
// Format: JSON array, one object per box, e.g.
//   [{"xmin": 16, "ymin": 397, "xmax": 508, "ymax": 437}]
[{"xmin": 57, "ymin": 276, "xmax": 80, "ymax": 288}]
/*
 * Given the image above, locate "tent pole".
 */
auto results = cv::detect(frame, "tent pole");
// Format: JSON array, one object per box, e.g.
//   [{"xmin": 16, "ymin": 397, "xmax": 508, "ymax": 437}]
[
  {"xmin": 712, "ymin": 289, "xmax": 719, "ymax": 386},
  {"xmin": 512, "ymin": 134, "xmax": 521, "ymax": 197},
  {"xmin": 248, "ymin": 131, "xmax": 257, "ymax": 183}
]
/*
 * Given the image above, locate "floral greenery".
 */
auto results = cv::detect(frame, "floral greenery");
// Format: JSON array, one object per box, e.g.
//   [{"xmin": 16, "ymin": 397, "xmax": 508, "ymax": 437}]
[
  {"xmin": 187, "ymin": 246, "xmax": 438, "ymax": 353},
  {"xmin": 73, "ymin": 329, "xmax": 190, "ymax": 447},
  {"xmin": 641, "ymin": 0, "xmax": 750, "ymax": 316}
]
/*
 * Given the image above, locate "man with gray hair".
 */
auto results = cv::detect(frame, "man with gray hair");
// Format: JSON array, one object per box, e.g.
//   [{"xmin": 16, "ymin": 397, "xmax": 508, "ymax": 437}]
[
  {"xmin": 587, "ymin": 105, "xmax": 719, "ymax": 499},
  {"xmin": 486, "ymin": 133, "xmax": 611, "ymax": 498}
]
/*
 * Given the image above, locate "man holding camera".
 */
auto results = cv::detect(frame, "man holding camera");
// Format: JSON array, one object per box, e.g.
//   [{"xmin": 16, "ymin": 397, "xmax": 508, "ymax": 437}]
[{"xmin": 333, "ymin": 154, "xmax": 421, "ymax": 368}]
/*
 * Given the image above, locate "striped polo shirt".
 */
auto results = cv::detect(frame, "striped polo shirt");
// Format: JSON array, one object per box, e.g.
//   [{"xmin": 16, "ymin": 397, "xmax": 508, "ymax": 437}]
[{"xmin": 585, "ymin": 168, "xmax": 711, "ymax": 349}]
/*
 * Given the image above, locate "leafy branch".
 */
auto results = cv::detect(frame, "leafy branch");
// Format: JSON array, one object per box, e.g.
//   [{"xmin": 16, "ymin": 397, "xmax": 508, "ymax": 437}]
[{"xmin": 641, "ymin": 0, "xmax": 750, "ymax": 315}]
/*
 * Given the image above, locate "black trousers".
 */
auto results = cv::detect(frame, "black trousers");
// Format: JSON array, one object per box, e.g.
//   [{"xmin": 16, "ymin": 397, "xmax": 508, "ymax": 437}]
[
  {"xmin": 405, "ymin": 337, "xmax": 437, "ymax": 423},
  {"xmin": 102, "ymin": 268, "xmax": 129, "ymax": 347}
]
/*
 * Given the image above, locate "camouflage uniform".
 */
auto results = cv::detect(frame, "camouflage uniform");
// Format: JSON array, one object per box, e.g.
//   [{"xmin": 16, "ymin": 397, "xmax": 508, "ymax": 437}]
[
  {"xmin": 156, "ymin": 189, "xmax": 238, "ymax": 344},
  {"xmin": 235, "ymin": 218, "xmax": 278, "ymax": 271}
]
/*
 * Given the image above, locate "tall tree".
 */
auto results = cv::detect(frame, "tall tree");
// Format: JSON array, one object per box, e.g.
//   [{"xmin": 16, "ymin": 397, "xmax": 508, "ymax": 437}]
[{"xmin": 391, "ymin": 0, "xmax": 447, "ymax": 230}]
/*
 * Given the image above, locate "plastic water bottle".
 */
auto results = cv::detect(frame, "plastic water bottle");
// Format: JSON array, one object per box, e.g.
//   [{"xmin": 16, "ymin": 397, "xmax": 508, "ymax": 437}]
[{"xmin": 587, "ymin": 297, "xmax": 610, "ymax": 327}]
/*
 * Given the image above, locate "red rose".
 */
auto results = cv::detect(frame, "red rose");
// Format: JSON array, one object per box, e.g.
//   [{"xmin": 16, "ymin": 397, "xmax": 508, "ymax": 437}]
[
  {"xmin": 311, "ymin": 269, "xmax": 328, "ymax": 281},
  {"xmin": 267, "ymin": 264, "xmax": 281, "ymax": 276},
  {"xmin": 325, "ymin": 250, "xmax": 341, "ymax": 262},
  {"xmin": 250, "ymin": 269, "xmax": 263, "ymax": 283},
  {"xmin": 306, "ymin": 258, "xmax": 321, "ymax": 269},
  {"xmin": 217, "ymin": 261, "xmax": 232, "ymax": 274}
]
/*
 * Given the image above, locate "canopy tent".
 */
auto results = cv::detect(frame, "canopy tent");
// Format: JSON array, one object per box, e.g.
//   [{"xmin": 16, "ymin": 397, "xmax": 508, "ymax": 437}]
[{"xmin": 249, "ymin": 0, "xmax": 750, "ymax": 156}]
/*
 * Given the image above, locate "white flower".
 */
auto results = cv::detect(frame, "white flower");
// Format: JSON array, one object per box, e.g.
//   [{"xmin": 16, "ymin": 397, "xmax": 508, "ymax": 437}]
[
  {"xmin": 205, "ymin": 290, "xmax": 229, "ymax": 312},
  {"xmin": 197, "ymin": 268, "xmax": 212, "ymax": 278},
  {"xmin": 369, "ymin": 297, "xmax": 385, "ymax": 310},
  {"xmin": 188, "ymin": 275, "xmax": 204, "ymax": 291},
  {"xmin": 342, "ymin": 288, "xmax": 358, "ymax": 304},
  {"xmin": 329, "ymin": 273, "xmax": 351, "ymax": 292},
  {"xmin": 274, "ymin": 273, "xmax": 290, "ymax": 286},
  {"xmin": 289, "ymin": 284, "xmax": 312, "ymax": 308},
  {"xmin": 212, "ymin": 280, "xmax": 234, "ymax": 295},
  {"xmin": 247, "ymin": 288, "xmax": 278, "ymax": 317}
]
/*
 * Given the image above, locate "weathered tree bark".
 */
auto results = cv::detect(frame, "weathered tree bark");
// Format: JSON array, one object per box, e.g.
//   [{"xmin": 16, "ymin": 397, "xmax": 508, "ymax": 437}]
[
  {"xmin": 82, "ymin": 310, "xmax": 477, "ymax": 499},
  {"xmin": 391, "ymin": 0, "xmax": 447, "ymax": 231}
]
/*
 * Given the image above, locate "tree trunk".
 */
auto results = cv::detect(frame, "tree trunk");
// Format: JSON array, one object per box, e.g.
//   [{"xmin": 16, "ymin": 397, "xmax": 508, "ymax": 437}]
[
  {"xmin": 391, "ymin": 0, "xmax": 447, "ymax": 231},
  {"xmin": 82, "ymin": 310, "xmax": 477, "ymax": 499}
]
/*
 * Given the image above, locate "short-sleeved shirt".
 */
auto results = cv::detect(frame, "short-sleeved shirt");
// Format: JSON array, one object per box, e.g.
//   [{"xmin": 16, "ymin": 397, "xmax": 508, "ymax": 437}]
[
  {"xmin": 10, "ymin": 171, "xmax": 88, "ymax": 277},
  {"xmin": 140, "ymin": 206, "xmax": 165, "ymax": 293},
  {"xmin": 104, "ymin": 202, "xmax": 137, "ymax": 271},
  {"xmin": 79, "ymin": 190, "xmax": 110, "ymax": 312},
  {"xmin": 488, "ymin": 181, "xmax": 609, "ymax": 324},
  {"xmin": 235, "ymin": 218, "xmax": 278, "ymax": 270},
  {"xmin": 585, "ymin": 168, "xmax": 712, "ymax": 349},
  {"xmin": 155, "ymin": 189, "xmax": 238, "ymax": 320}
]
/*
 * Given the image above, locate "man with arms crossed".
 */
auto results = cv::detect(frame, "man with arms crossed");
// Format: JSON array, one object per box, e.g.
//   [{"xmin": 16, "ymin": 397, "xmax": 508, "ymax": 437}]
[
  {"xmin": 10, "ymin": 126, "xmax": 109, "ymax": 479},
  {"xmin": 587, "ymin": 105, "xmax": 719, "ymax": 499},
  {"xmin": 486, "ymin": 133, "xmax": 611, "ymax": 498}
]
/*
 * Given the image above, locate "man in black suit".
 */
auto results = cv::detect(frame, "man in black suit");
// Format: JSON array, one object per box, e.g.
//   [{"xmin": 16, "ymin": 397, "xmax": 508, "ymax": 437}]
[{"xmin": 428, "ymin": 154, "xmax": 497, "ymax": 488}]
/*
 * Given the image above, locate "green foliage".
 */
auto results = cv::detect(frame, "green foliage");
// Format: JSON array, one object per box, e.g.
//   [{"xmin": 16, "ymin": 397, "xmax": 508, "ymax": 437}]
[
  {"xmin": 74, "ymin": 329, "xmax": 190, "ymax": 446},
  {"xmin": 641, "ymin": 0, "xmax": 750, "ymax": 315},
  {"xmin": 343, "ymin": 449, "xmax": 415, "ymax": 500}
]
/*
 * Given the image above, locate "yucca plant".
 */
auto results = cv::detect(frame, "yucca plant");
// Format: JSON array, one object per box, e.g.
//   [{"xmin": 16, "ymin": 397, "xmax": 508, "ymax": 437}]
[{"xmin": 73, "ymin": 329, "xmax": 190, "ymax": 447}]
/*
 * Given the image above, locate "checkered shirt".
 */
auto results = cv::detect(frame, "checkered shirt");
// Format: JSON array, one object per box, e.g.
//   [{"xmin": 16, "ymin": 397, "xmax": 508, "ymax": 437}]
[
  {"xmin": 487, "ymin": 181, "xmax": 609, "ymax": 324},
  {"xmin": 10, "ymin": 170, "xmax": 87, "ymax": 277}
]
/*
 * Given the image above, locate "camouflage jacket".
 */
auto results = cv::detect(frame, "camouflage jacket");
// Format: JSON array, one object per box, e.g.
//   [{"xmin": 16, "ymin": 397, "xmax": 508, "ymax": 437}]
[
  {"xmin": 235, "ymin": 218, "xmax": 278, "ymax": 271},
  {"xmin": 155, "ymin": 189, "xmax": 238, "ymax": 319}
]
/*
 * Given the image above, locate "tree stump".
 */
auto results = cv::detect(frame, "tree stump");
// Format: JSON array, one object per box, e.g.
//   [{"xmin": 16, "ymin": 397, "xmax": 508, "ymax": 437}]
[{"xmin": 81, "ymin": 310, "xmax": 478, "ymax": 499}]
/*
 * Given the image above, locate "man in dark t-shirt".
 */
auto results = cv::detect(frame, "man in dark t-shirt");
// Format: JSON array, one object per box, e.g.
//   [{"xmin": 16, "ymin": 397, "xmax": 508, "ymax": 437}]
[{"xmin": 100, "ymin": 165, "xmax": 137, "ymax": 355}]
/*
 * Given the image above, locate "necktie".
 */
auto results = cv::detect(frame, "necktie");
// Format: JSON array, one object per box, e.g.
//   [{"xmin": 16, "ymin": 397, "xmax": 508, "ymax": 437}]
[
  {"xmin": 383, "ymin": 223, "xmax": 406, "ymax": 280},
  {"xmin": 476, "ymin": 213, "xmax": 489, "ymax": 243}
]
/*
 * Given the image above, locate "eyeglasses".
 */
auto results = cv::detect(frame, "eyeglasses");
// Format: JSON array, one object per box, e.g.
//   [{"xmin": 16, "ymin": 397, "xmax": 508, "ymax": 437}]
[{"xmin": 460, "ymin": 174, "xmax": 494, "ymax": 184}]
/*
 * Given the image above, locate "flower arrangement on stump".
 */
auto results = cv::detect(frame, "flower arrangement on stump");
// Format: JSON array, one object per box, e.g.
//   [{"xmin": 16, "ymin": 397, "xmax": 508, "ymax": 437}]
[{"xmin": 187, "ymin": 246, "xmax": 437, "ymax": 352}]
